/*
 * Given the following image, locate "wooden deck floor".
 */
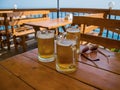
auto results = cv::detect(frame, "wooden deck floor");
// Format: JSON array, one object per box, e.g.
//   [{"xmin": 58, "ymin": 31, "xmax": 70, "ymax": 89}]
[{"xmin": 0, "ymin": 39, "xmax": 37, "ymax": 61}]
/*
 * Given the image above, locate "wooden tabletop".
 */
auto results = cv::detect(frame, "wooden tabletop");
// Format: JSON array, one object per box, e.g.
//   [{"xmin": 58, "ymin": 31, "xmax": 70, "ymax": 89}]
[
  {"xmin": 0, "ymin": 48, "xmax": 120, "ymax": 90},
  {"xmin": 24, "ymin": 18, "xmax": 72, "ymax": 30}
]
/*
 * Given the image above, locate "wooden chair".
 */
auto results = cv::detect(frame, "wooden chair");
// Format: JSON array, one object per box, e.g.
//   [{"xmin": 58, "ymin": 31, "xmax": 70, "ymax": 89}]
[
  {"xmin": 73, "ymin": 16, "xmax": 120, "ymax": 49},
  {"xmin": 0, "ymin": 12, "xmax": 12, "ymax": 49},
  {"xmin": 9, "ymin": 10, "xmax": 50, "ymax": 52}
]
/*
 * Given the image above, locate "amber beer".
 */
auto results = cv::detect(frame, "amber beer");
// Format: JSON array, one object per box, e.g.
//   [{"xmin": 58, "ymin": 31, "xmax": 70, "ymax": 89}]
[
  {"xmin": 56, "ymin": 38, "xmax": 77, "ymax": 73},
  {"xmin": 37, "ymin": 30, "xmax": 55, "ymax": 62},
  {"xmin": 66, "ymin": 28, "xmax": 80, "ymax": 53}
]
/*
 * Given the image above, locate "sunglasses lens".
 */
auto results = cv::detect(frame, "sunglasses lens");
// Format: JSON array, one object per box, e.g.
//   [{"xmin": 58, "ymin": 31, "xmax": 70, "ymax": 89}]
[
  {"xmin": 89, "ymin": 45, "xmax": 98, "ymax": 51},
  {"xmin": 81, "ymin": 46, "xmax": 89, "ymax": 53}
]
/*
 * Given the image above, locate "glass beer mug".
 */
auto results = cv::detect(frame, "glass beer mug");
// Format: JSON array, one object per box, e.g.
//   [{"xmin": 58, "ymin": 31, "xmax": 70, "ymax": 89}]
[
  {"xmin": 66, "ymin": 28, "xmax": 80, "ymax": 54},
  {"xmin": 37, "ymin": 30, "xmax": 55, "ymax": 62},
  {"xmin": 56, "ymin": 34, "xmax": 78, "ymax": 73}
]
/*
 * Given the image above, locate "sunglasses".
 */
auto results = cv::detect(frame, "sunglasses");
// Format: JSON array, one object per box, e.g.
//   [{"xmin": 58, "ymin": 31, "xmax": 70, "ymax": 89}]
[
  {"xmin": 81, "ymin": 45, "xmax": 98, "ymax": 53},
  {"xmin": 81, "ymin": 44, "xmax": 110, "ymax": 63},
  {"xmin": 81, "ymin": 45, "xmax": 99, "ymax": 61}
]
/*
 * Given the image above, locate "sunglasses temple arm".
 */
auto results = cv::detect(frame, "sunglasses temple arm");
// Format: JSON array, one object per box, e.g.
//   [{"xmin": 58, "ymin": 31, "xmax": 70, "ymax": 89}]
[{"xmin": 81, "ymin": 53, "xmax": 100, "ymax": 61}]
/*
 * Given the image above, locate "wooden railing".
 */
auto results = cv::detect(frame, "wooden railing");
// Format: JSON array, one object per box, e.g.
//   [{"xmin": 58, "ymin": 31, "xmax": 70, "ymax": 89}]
[{"xmin": 0, "ymin": 8, "xmax": 120, "ymax": 19}]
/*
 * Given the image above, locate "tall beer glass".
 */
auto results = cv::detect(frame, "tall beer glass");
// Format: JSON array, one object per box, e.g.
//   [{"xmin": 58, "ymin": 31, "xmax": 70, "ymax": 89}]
[
  {"xmin": 66, "ymin": 28, "xmax": 80, "ymax": 54},
  {"xmin": 56, "ymin": 35, "xmax": 78, "ymax": 73},
  {"xmin": 37, "ymin": 30, "xmax": 55, "ymax": 62}
]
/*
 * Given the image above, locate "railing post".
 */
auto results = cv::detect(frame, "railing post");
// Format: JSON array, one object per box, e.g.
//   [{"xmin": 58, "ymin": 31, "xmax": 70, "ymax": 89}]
[
  {"xmin": 57, "ymin": 0, "xmax": 59, "ymax": 18},
  {"xmin": 106, "ymin": 1, "xmax": 115, "ymax": 37}
]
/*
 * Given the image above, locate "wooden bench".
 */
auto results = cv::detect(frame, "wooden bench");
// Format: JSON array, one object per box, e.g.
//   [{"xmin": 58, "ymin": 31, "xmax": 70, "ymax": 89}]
[
  {"xmin": 73, "ymin": 16, "xmax": 120, "ymax": 49},
  {"xmin": 9, "ymin": 10, "xmax": 50, "ymax": 52}
]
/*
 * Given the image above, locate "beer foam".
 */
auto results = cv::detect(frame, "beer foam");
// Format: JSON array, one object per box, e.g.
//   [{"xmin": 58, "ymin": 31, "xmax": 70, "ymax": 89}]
[
  {"xmin": 57, "ymin": 39, "xmax": 76, "ymax": 46},
  {"xmin": 67, "ymin": 28, "xmax": 80, "ymax": 33},
  {"xmin": 37, "ymin": 33, "xmax": 54, "ymax": 39}
]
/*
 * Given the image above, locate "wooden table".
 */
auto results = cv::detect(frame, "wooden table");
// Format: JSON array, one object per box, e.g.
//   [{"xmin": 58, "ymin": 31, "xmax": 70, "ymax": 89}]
[
  {"xmin": 0, "ymin": 47, "xmax": 120, "ymax": 90},
  {"xmin": 24, "ymin": 18, "xmax": 72, "ymax": 35}
]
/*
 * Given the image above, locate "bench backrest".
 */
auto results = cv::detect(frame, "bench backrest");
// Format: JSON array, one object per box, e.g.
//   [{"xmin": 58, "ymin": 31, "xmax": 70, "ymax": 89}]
[
  {"xmin": 73, "ymin": 13, "xmax": 106, "ymax": 34},
  {"xmin": 9, "ymin": 10, "xmax": 50, "ymax": 34},
  {"xmin": 73, "ymin": 16, "xmax": 120, "ymax": 28},
  {"xmin": 84, "ymin": 13, "xmax": 106, "ymax": 18}
]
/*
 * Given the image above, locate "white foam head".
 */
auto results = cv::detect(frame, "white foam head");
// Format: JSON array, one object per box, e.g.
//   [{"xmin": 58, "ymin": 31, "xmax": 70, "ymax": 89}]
[
  {"xmin": 57, "ymin": 39, "xmax": 76, "ymax": 46},
  {"xmin": 67, "ymin": 28, "xmax": 80, "ymax": 33},
  {"xmin": 37, "ymin": 30, "xmax": 54, "ymax": 39}
]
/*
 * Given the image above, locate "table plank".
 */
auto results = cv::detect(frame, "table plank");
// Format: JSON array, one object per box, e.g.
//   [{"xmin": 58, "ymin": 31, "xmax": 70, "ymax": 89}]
[
  {"xmin": 0, "ymin": 55, "xmax": 96, "ymax": 90},
  {"xmin": 22, "ymin": 49, "xmax": 120, "ymax": 90},
  {"xmin": 0, "ymin": 65, "xmax": 34, "ymax": 90},
  {"xmin": 24, "ymin": 18, "xmax": 72, "ymax": 29}
]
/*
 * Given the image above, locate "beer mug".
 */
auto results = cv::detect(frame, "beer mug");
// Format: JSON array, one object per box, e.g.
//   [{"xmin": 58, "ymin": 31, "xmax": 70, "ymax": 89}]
[
  {"xmin": 37, "ymin": 30, "xmax": 55, "ymax": 62},
  {"xmin": 56, "ymin": 34, "xmax": 78, "ymax": 73},
  {"xmin": 66, "ymin": 28, "xmax": 80, "ymax": 54}
]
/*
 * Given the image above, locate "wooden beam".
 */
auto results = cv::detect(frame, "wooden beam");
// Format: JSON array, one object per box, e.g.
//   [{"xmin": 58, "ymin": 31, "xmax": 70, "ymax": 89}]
[
  {"xmin": 81, "ymin": 34, "xmax": 120, "ymax": 49},
  {"xmin": 73, "ymin": 16, "xmax": 120, "ymax": 28}
]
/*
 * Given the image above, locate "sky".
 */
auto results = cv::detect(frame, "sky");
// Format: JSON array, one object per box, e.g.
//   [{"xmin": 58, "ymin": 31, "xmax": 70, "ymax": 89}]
[{"xmin": 0, "ymin": 0, "xmax": 120, "ymax": 9}]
